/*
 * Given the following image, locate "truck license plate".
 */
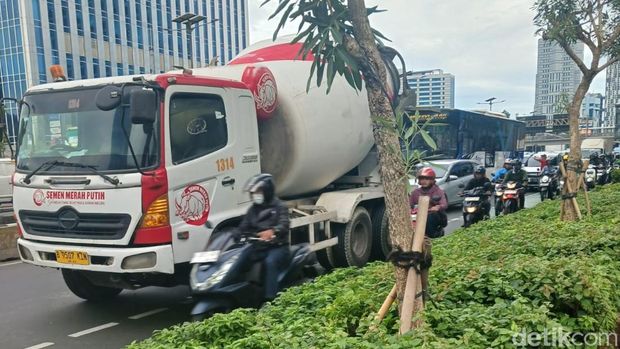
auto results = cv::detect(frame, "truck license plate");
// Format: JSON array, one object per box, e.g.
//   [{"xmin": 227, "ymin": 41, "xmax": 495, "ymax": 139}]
[{"xmin": 55, "ymin": 250, "xmax": 90, "ymax": 265}]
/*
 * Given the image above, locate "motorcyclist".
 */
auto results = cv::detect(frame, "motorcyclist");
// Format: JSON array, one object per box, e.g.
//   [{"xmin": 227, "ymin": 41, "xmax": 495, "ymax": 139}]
[
  {"xmin": 534, "ymin": 153, "xmax": 549, "ymax": 174},
  {"xmin": 409, "ymin": 167, "xmax": 448, "ymax": 238},
  {"xmin": 502, "ymin": 159, "xmax": 528, "ymax": 210},
  {"xmin": 463, "ymin": 165, "xmax": 492, "ymax": 220},
  {"xmin": 238, "ymin": 173, "xmax": 290, "ymax": 301},
  {"xmin": 492, "ymin": 159, "xmax": 513, "ymax": 182}
]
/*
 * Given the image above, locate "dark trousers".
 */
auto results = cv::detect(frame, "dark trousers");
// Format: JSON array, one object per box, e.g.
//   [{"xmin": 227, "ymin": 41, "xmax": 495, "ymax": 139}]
[
  {"xmin": 425, "ymin": 212, "xmax": 446, "ymax": 238},
  {"xmin": 518, "ymin": 192, "xmax": 525, "ymax": 210},
  {"xmin": 263, "ymin": 245, "xmax": 289, "ymax": 300}
]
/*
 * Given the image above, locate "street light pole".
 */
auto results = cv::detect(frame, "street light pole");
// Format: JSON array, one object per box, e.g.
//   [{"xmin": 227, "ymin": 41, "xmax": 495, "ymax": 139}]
[{"xmin": 172, "ymin": 13, "xmax": 218, "ymax": 69}]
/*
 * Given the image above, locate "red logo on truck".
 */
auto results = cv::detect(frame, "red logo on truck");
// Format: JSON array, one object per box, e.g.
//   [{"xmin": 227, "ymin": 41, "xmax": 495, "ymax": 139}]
[
  {"xmin": 33, "ymin": 189, "xmax": 45, "ymax": 206},
  {"xmin": 241, "ymin": 66, "xmax": 278, "ymax": 120},
  {"xmin": 175, "ymin": 185, "xmax": 210, "ymax": 226}
]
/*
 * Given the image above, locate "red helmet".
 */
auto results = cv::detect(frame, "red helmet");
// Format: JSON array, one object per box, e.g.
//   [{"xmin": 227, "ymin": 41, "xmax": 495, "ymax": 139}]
[{"xmin": 417, "ymin": 167, "xmax": 436, "ymax": 179}]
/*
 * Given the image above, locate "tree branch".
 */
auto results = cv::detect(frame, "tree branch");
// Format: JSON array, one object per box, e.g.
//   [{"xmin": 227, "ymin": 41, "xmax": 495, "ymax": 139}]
[
  {"xmin": 597, "ymin": 56, "xmax": 620, "ymax": 73},
  {"xmin": 557, "ymin": 39, "xmax": 591, "ymax": 75}
]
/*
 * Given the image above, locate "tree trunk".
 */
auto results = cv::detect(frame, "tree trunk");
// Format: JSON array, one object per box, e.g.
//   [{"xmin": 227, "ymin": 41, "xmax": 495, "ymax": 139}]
[
  {"xmin": 562, "ymin": 75, "xmax": 594, "ymax": 221},
  {"xmin": 347, "ymin": 0, "xmax": 414, "ymax": 312}
]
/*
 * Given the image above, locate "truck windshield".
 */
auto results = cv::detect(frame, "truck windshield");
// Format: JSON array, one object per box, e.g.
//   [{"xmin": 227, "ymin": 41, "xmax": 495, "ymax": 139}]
[{"xmin": 16, "ymin": 86, "xmax": 159, "ymax": 174}]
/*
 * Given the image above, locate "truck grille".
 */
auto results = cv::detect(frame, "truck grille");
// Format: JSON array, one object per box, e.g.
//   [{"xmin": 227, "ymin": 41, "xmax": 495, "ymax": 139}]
[{"xmin": 19, "ymin": 209, "xmax": 131, "ymax": 240}]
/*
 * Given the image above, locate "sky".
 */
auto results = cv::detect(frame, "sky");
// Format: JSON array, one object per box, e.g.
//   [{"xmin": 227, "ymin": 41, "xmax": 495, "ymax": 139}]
[{"xmin": 248, "ymin": 0, "xmax": 607, "ymax": 117}]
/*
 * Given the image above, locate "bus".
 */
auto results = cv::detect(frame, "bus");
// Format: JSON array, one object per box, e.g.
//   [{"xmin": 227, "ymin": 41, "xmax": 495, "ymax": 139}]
[{"xmin": 405, "ymin": 108, "xmax": 526, "ymax": 172}]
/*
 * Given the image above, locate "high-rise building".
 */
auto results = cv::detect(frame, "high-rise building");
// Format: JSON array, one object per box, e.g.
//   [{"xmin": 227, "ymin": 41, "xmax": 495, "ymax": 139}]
[
  {"xmin": 407, "ymin": 69, "xmax": 455, "ymax": 109},
  {"xmin": 533, "ymin": 39, "xmax": 584, "ymax": 115},
  {"xmin": 580, "ymin": 92, "xmax": 605, "ymax": 128},
  {"xmin": 0, "ymin": 0, "xmax": 249, "ymax": 143},
  {"xmin": 605, "ymin": 61, "xmax": 620, "ymax": 128}
]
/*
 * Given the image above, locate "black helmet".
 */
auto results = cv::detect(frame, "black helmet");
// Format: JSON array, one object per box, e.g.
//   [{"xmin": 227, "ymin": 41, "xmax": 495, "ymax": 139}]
[
  {"xmin": 513, "ymin": 159, "xmax": 522, "ymax": 168},
  {"xmin": 474, "ymin": 165, "xmax": 486, "ymax": 175},
  {"xmin": 244, "ymin": 173, "xmax": 275, "ymax": 203}
]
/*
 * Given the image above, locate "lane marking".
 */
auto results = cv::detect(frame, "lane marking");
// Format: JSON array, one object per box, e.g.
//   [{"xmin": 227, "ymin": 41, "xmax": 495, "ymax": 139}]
[
  {"xmin": 68, "ymin": 322, "xmax": 119, "ymax": 338},
  {"xmin": 0, "ymin": 260, "xmax": 22, "ymax": 268},
  {"xmin": 24, "ymin": 342, "xmax": 54, "ymax": 349},
  {"xmin": 128, "ymin": 308, "xmax": 168, "ymax": 320},
  {"xmin": 448, "ymin": 218, "xmax": 460, "ymax": 222}
]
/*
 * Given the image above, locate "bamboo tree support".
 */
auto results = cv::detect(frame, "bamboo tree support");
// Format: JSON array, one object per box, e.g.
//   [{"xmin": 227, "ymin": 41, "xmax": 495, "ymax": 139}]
[
  {"xmin": 578, "ymin": 160, "xmax": 591, "ymax": 216},
  {"xmin": 559, "ymin": 161, "xmax": 583, "ymax": 220},
  {"xmin": 372, "ymin": 284, "xmax": 397, "ymax": 328},
  {"xmin": 399, "ymin": 195, "xmax": 430, "ymax": 334}
]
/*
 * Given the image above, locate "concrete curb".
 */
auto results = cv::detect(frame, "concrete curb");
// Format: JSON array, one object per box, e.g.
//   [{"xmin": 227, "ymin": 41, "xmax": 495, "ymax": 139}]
[{"xmin": 0, "ymin": 224, "xmax": 18, "ymax": 261}]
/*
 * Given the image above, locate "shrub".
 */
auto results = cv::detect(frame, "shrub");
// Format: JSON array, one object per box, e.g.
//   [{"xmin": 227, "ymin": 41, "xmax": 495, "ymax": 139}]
[{"xmin": 128, "ymin": 184, "xmax": 620, "ymax": 349}]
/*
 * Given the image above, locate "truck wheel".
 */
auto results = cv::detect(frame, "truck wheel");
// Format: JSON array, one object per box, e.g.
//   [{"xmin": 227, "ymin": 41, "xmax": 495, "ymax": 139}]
[
  {"xmin": 370, "ymin": 205, "xmax": 391, "ymax": 261},
  {"xmin": 61, "ymin": 269, "xmax": 122, "ymax": 301},
  {"xmin": 332, "ymin": 207, "xmax": 373, "ymax": 267},
  {"xmin": 314, "ymin": 224, "xmax": 335, "ymax": 270}
]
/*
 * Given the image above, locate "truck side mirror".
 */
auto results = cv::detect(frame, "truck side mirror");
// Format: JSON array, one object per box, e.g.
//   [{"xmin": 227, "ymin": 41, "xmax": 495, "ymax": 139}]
[
  {"xmin": 95, "ymin": 86, "xmax": 122, "ymax": 111},
  {"xmin": 129, "ymin": 89, "xmax": 157, "ymax": 124}
]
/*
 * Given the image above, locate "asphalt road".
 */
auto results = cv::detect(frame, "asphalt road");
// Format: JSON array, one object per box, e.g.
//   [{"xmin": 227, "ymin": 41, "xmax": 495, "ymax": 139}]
[{"xmin": 0, "ymin": 193, "xmax": 541, "ymax": 349}]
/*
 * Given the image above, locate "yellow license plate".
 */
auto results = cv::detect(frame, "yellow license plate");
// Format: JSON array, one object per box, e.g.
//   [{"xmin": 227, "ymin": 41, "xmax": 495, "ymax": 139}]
[{"xmin": 55, "ymin": 250, "xmax": 90, "ymax": 265}]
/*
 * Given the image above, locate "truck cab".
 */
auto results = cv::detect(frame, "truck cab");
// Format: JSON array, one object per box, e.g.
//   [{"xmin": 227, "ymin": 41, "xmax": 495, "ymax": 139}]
[{"xmin": 14, "ymin": 73, "xmax": 261, "ymax": 297}]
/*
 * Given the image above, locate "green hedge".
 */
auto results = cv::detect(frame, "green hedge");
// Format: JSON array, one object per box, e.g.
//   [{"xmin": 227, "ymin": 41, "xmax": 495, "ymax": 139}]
[{"xmin": 128, "ymin": 184, "xmax": 620, "ymax": 349}]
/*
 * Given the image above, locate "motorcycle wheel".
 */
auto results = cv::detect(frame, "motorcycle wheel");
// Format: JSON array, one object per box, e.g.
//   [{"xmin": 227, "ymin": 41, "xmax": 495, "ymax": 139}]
[
  {"xmin": 503, "ymin": 201, "xmax": 514, "ymax": 215},
  {"xmin": 464, "ymin": 214, "xmax": 474, "ymax": 228},
  {"xmin": 540, "ymin": 190, "xmax": 545, "ymax": 202},
  {"xmin": 494, "ymin": 199, "xmax": 502, "ymax": 217}
]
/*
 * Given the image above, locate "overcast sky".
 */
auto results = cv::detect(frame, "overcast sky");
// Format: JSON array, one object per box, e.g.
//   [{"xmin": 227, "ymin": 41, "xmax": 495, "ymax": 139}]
[{"xmin": 248, "ymin": 0, "xmax": 606, "ymax": 117}]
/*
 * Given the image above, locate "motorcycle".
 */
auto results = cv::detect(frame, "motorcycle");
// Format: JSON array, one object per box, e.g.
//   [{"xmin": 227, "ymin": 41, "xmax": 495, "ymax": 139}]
[
  {"xmin": 410, "ymin": 194, "xmax": 445, "ymax": 238},
  {"xmin": 538, "ymin": 168, "xmax": 558, "ymax": 201},
  {"xmin": 189, "ymin": 230, "xmax": 315, "ymax": 320},
  {"xmin": 493, "ymin": 183, "xmax": 504, "ymax": 217},
  {"xmin": 595, "ymin": 164, "xmax": 608, "ymax": 185},
  {"xmin": 585, "ymin": 166, "xmax": 597, "ymax": 190},
  {"xmin": 461, "ymin": 186, "xmax": 490, "ymax": 228},
  {"xmin": 501, "ymin": 181, "xmax": 523, "ymax": 215}
]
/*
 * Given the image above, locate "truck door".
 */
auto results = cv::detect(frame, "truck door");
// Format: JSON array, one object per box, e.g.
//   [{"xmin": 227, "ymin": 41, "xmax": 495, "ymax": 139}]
[{"xmin": 165, "ymin": 86, "xmax": 249, "ymax": 264}]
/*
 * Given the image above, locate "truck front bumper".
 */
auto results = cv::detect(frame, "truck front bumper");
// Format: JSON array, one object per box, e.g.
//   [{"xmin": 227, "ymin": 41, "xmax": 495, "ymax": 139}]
[{"xmin": 17, "ymin": 238, "xmax": 175, "ymax": 274}]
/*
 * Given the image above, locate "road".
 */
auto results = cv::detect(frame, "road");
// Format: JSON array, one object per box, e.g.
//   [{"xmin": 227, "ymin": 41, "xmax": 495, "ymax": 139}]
[{"xmin": 0, "ymin": 193, "xmax": 540, "ymax": 349}]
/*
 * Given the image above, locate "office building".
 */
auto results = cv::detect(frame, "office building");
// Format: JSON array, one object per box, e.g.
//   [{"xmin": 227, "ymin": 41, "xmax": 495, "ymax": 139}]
[
  {"xmin": 605, "ymin": 61, "xmax": 620, "ymax": 128},
  {"xmin": 0, "ymin": 0, "xmax": 249, "ymax": 142},
  {"xmin": 533, "ymin": 39, "xmax": 584, "ymax": 115},
  {"xmin": 580, "ymin": 92, "xmax": 604, "ymax": 128},
  {"xmin": 407, "ymin": 69, "xmax": 455, "ymax": 109}
]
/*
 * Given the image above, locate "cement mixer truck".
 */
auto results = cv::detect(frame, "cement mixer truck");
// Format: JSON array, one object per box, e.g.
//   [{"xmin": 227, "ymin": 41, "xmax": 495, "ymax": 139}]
[{"xmin": 12, "ymin": 38, "xmax": 404, "ymax": 300}]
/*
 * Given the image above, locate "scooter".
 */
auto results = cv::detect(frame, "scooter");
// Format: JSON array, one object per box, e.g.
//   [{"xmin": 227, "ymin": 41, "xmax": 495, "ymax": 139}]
[
  {"xmin": 585, "ymin": 166, "xmax": 597, "ymax": 191},
  {"xmin": 596, "ymin": 164, "xmax": 608, "ymax": 186},
  {"xmin": 501, "ymin": 181, "xmax": 523, "ymax": 215},
  {"xmin": 493, "ymin": 183, "xmax": 505, "ymax": 217},
  {"xmin": 461, "ymin": 186, "xmax": 490, "ymax": 228},
  {"xmin": 189, "ymin": 230, "xmax": 315, "ymax": 320},
  {"xmin": 410, "ymin": 195, "xmax": 445, "ymax": 238},
  {"xmin": 539, "ymin": 168, "xmax": 558, "ymax": 201}
]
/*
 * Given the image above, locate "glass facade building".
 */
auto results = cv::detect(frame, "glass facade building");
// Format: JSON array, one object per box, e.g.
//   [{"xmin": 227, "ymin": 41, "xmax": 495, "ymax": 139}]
[
  {"xmin": 407, "ymin": 69, "xmax": 455, "ymax": 109},
  {"xmin": 0, "ymin": 0, "xmax": 249, "ymax": 143}
]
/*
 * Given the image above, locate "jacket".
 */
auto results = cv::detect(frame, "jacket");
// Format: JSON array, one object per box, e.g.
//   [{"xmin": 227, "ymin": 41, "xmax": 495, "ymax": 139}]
[
  {"xmin": 239, "ymin": 198, "xmax": 290, "ymax": 245},
  {"xmin": 465, "ymin": 177, "xmax": 491, "ymax": 191},
  {"xmin": 410, "ymin": 184, "xmax": 448, "ymax": 211},
  {"xmin": 502, "ymin": 169, "xmax": 528, "ymax": 185},
  {"xmin": 492, "ymin": 168, "xmax": 508, "ymax": 182}
]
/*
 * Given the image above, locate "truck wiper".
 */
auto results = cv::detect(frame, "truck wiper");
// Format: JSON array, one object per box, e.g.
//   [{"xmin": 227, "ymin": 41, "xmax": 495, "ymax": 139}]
[{"xmin": 23, "ymin": 160, "xmax": 120, "ymax": 186}]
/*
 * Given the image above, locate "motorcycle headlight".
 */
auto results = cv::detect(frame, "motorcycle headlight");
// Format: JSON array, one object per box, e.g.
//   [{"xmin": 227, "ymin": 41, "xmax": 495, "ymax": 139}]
[
  {"xmin": 466, "ymin": 207, "xmax": 477, "ymax": 213},
  {"xmin": 541, "ymin": 176, "xmax": 549, "ymax": 183},
  {"xmin": 191, "ymin": 254, "xmax": 238, "ymax": 292}
]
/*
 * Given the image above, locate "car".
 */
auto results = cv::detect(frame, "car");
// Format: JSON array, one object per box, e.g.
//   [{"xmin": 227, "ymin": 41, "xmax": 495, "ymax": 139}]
[
  {"xmin": 0, "ymin": 158, "xmax": 14, "ymax": 216},
  {"xmin": 409, "ymin": 159, "xmax": 480, "ymax": 206},
  {"xmin": 522, "ymin": 152, "xmax": 560, "ymax": 189}
]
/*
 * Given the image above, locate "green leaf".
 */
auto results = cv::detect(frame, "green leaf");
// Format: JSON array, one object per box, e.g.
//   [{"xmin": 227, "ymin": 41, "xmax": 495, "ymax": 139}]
[
  {"xmin": 273, "ymin": 4, "xmax": 296, "ymax": 41},
  {"xmin": 419, "ymin": 129, "xmax": 438, "ymax": 150}
]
